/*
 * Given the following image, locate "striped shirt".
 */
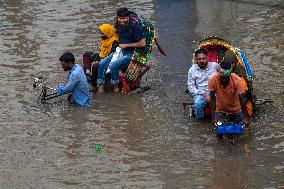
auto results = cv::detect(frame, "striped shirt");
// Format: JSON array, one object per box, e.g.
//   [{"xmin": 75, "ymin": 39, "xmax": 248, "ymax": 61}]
[{"xmin": 187, "ymin": 62, "xmax": 219, "ymax": 95}]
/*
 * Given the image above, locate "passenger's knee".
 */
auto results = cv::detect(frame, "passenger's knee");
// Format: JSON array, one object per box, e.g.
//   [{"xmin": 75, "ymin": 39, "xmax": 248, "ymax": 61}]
[
  {"xmin": 109, "ymin": 63, "xmax": 114, "ymax": 70},
  {"xmin": 194, "ymin": 101, "xmax": 203, "ymax": 108},
  {"xmin": 109, "ymin": 62, "xmax": 118, "ymax": 71},
  {"xmin": 194, "ymin": 97, "xmax": 206, "ymax": 108},
  {"xmin": 99, "ymin": 58, "xmax": 110, "ymax": 66}
]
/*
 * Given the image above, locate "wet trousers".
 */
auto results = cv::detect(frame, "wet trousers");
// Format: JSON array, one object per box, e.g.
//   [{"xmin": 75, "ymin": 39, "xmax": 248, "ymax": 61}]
[{"xmin": 97, "ymin": 51, "xmax": 132, "ymax": 85}]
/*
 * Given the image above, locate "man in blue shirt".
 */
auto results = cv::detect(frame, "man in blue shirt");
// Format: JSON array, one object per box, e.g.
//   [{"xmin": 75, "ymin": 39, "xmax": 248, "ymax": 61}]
[
  {"xmin": 187, "ymin": 49, "xmax": 219, "ymax": 118},
  {"xmin": 97, "ymin": 7, "xmax": 146, "ymax": 93},
  {"xmin": 58, "ymin": 52, "xmax": 90, "ymax": 106}
]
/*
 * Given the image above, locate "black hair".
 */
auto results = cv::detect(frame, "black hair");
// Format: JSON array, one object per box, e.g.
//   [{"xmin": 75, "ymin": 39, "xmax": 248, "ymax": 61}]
[
  {"xmin": 220, "ymin": 60, "xmax": 232, "ymax": 70},
  {"xmin": 117, "ymin": 7, "xmax": 130, "ymax": 17},
  {"xmin": 59, "ymin": 52, "xmax": 75, "ymax": 63},
  {"xmin": 195, "ymin": 48, "xmax": 207, "ymax": 57}
]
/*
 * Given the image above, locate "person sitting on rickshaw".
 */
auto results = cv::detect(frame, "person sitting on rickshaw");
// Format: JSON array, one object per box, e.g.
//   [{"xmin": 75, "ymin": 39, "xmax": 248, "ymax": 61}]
[
  {"xmin": 187, "ymin": 49, "xmax": 219, "ymax": 119},
  {"xmin": 83, "ymin": 23, "xmax": 119, "ymax": 89},
  {"xmin": 97, "ymin": 7, "xmax": 146, "ymax": 93},
  {"xmin": 222, "ymin": 50, "xmax": 253, "ymax": 117}
]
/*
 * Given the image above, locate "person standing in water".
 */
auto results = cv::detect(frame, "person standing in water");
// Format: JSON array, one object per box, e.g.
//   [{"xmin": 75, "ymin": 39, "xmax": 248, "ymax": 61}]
[{"xmin": 58, "ymin": 52, "xmax": 90, "ymax": 106}]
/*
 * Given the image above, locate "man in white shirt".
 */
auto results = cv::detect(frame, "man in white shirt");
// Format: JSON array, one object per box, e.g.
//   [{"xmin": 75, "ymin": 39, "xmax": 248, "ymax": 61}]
[{"xmin": 187, "ymin": 49, "xmax": 219, "ymax": 118}]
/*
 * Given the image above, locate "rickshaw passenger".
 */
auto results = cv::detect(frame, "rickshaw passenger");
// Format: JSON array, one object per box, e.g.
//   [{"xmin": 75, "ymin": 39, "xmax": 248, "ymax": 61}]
[
  {"xmin": 222, "ymin": 50, "xmax": 253, "ymax": 116},
  {"xmin": 83, "ymin": 24, "xmax": 119, "ymax": 89},
  {"xmin": 97, "ymin": 7, "xmax": 146, "ymax": 93},
  {"xmin": 187, "ymin": 49, "xmax": 219, "ymax": 119}
]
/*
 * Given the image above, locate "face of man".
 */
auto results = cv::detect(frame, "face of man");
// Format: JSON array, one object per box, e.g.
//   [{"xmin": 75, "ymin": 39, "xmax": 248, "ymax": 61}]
[
  {"xmin": 117, "ymin": 16, "xmax": 129, "ymax": 26},
  {"xmin": 195, "ymin": 53, "xmax": 208, "ymax": 69},
  {"xmin": 61, "ymin": 61, "xmax": 70, "ymax": 71},
  {"xmin": 217, "ymin": 66, "xmax": 231, "ymax": 85}
]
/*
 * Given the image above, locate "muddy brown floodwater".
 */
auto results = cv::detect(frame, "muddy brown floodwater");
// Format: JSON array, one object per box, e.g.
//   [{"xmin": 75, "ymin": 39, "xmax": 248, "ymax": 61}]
[{"xmin": 0, "ymin": 0, "xmax": 283, "ymax": 188}]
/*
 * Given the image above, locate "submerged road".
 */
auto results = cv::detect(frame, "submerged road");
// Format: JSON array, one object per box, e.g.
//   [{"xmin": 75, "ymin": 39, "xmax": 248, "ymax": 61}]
[{"xmin": 0, "ymin": 0, "xmax": 283, "ymax": 188}]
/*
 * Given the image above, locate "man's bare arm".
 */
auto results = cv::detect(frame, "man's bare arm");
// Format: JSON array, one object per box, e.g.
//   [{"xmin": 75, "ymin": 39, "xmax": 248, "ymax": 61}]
[{"xmin": 119, "ymin": 38, "xmax": 146, "ymax": 49}]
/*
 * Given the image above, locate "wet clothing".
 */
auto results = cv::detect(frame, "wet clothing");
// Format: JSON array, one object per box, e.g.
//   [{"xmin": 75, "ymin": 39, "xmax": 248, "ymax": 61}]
[
  {"xmin": 208, "ymin": 73, "xmax": 244, "ymax": 114},
  {"xmin": 187, "ymin": 62, "xmax": 219, "ymax": 119},
  {"xmin": 59, "ymin": 64, "xmax": 90, "ymax": 106},
  {"xmin": 97, "ymin": 18, "xmax": 145, "ymax": 85},
  {"xmin": 97, "ymin": 51, "xmax": 133, "ymax": 85},
  {"xmin": 192, "ymin": 93, "xmax": 208, "ymax": 118}
]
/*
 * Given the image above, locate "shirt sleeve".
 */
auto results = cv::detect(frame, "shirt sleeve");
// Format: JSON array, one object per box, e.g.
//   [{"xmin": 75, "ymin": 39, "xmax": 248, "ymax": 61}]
[
  {"xmin": 187, "ymin": 68, "xmax": 198, "ymax": 95},
  {"xmin": 63, "ymin": 73, "xmax": 79, "ymax": 93},
  {"xmin": 208, "ymin": 74, "xmax": 216, "ymax": 92},
  {"xmin": 133, "ymin": 22, "xmax": 144, "ymax": 41}
]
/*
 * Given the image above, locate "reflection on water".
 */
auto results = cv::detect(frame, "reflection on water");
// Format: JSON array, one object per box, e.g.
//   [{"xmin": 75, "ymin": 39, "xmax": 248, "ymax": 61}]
[{"xmin": 0, "ymin": 0, "xmax": 283, "ymax": 188}]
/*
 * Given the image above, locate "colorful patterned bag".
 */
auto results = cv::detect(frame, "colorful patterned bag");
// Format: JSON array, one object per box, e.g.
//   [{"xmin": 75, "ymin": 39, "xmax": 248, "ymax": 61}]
[{"xmin": 124, "ymin": 12, "xmax": 156, "ymax": 82}]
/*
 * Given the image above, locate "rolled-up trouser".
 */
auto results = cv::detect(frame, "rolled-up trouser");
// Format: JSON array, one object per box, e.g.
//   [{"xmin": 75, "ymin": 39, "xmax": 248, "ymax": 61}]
[
  {"xmin": 193, "ymin": 94, "xmax": 207, "ymax": 119},
  {"xmin": 109, "ymin": 51, "xmax": 132, "ymax": 84},
  {"xmin": 97, "ymin": 53, "xmax": 114, "ymax": 85},
  {"xmin": 97, "ymin": 51, "xmax": 132, "ymax": 85}
]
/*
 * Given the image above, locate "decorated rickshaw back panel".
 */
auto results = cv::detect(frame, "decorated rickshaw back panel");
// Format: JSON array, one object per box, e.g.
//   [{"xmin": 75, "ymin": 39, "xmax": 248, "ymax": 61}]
[{"xmin": 125, "ymin": 12, "xmax": 156, "ymax": 82}]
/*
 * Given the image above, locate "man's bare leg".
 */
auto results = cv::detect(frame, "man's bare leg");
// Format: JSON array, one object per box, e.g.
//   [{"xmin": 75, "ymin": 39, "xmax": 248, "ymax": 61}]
[
  {"xmin": 113, "ymin": 84, "xmax": 120, "ymax": 93},
  {"xmin": 98, "ymin": 85, "xmax": 104, "ymax": 93}
]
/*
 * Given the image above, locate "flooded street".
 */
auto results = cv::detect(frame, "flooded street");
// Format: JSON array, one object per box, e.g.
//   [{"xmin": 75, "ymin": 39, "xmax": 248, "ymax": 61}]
[{"xmin": 0, "ymin": 0, "xmax": 283, "ymax": 188}]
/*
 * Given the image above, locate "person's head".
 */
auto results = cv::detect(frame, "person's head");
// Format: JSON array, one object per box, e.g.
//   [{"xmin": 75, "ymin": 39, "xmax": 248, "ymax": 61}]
[
  {"xmin": 218, "ymin": 60, "xmax": 232, "ymax": 83},
  {"xmin": 99, "ymin": 24, "xmax": 117, "ymax": 40},
  {"xmin": 195, "ymin": 49, "xmax": 208, "ymax": 69},
  {"xmin": 117, "ymin": 7, "xmax": 130, "ymax": 26},
  {"xmin": 223, "ymin": 50, "xmax": 238, "ymax": 68},
  {"xmin": 59, "ymin": 52, "xmax": 75, "ymax": 71}
]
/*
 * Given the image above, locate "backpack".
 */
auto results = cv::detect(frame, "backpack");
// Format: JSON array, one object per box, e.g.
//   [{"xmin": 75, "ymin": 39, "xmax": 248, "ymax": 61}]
[
  {"xmin": 129, "ymin": 12, "xmax": 156, "ymax": 64},
  {"xmin": 124, "ymin": 12, "xmax": 165, "ymax": 84}
]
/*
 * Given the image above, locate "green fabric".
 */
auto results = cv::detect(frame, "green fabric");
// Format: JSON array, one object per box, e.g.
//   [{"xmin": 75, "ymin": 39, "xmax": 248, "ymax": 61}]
[
  {"xmin": 223, "ymin": 50, "xmax": 238, "ymax": 64},
  {"xmin": 232, "ymin": 64, "xmax": 247, "ymax": 78},
  {"xmin": 220, "ymin": 67, "xmax": 233, "ymax": 77}
]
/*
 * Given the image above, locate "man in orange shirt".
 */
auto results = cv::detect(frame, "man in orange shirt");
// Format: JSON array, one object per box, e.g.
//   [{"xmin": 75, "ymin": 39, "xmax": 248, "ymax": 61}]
[{"xmin": 208, "ymin": 60, "xmax": 248, "ymax": 126}]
